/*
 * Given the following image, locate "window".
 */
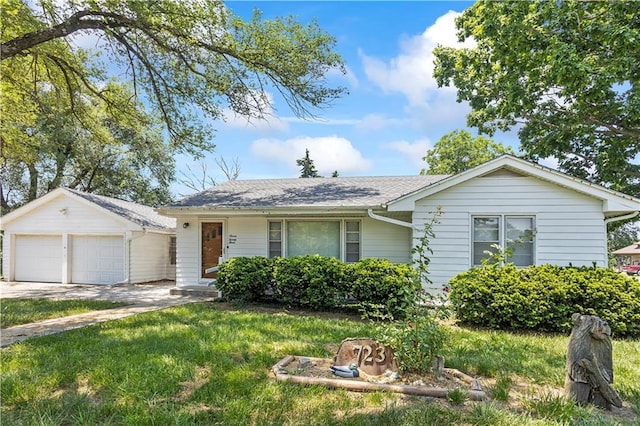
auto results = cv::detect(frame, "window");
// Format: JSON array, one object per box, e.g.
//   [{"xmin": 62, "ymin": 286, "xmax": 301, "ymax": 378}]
[
  {"xmin": 472, "ymin": 216, "xmax": 534, "ymax": 266},
  {"xmin": 268, "ymin": 221, "xmax": 282, "ymax": 258},
  {"xmin": 345, "ymin": 221, "xmax": 361, "ymax": 262},
  {"xmin": 267, "ymin": 219, "xmax": 360, "ymax": 262},
  {"xmin": 169, "ymin": 236, "xmax": 177, "ymax": 265}
]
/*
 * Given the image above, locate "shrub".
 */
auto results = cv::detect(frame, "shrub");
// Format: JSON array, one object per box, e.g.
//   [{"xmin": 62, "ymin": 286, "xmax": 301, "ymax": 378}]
[
  {"xmin": 272, "ymin": 255, "xmax": 346, "ymax": 309},
  {"xmin": 347, "ymin": 258, "xmax": 421, "ymax": 320},
  {"xmin": 215, "ymin": 256, "xmax": 274, "ymax": 302},
  {"xmin": 449, "ymin": 264, "xmax": 640, "ymax": 337},
  {"xmin": 375, "ymin": 306, "xmax": 448, "ymax": 374}
]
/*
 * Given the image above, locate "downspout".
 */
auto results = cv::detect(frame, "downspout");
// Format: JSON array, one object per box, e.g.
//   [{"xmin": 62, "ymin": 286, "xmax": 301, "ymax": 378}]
[
  {"xmin": 367, "ymin": 209, "xmax": 414, "ymax": 229},
  {"xmin": 116, "ymin": 229, "xmax": 148, "ymax": 286},
  {"xmin": 603, "ymin": 211, "xmax": 639, "ymax": 268}
]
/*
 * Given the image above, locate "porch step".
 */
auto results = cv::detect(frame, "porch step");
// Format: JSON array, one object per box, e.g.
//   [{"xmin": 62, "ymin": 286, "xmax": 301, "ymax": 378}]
[{"xmin": 170, "ymin": 286, "xmax": 220, "ymax": 299}]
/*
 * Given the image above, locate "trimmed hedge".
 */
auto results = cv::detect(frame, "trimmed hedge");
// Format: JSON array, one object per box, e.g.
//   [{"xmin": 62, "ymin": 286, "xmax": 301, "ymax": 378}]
[
  {"xmin": 216, "ymin": 256, "xmax": 274, "ymax": 302},
  {"xmin": 346, "ymin": 258, "xmax": 421, "ymax": 320},
  {"xmin": 448, "ymin": 264, "xmax": 640, "ymax": 337},
  {"xmin": 273, "ymin": 255, "xmax": 347, "ymax": 310},
  {"xmin": 215, "ymin": 255, "xmax": 421, "ymax": 319}
]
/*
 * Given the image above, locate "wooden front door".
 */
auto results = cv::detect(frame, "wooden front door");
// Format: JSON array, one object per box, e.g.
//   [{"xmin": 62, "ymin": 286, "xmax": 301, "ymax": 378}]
[{"xmin": 202, "ymin": 222, "xmax": 223, "ymax": 278}]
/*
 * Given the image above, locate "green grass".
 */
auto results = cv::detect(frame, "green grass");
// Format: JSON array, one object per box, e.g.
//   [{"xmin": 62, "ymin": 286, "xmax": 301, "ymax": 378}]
[
  {"xmin": 1, "ymin": 302, "xmax": 638, "ymax": 425},
  {"xmin": 0, "ymin": 298, "xmax": 130, "ymax": 328}
]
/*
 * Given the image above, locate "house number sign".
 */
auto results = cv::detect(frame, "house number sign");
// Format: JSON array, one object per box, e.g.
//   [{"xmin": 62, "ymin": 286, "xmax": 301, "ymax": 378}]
[{"xmin": 333, "ymin": 338, "xmax": 398, "ymax": 376}]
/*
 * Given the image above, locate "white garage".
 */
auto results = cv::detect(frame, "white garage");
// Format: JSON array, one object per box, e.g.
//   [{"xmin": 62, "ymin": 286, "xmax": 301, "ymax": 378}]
[
  {"xmin": 1, "ymin": 188, "xmax": 176, "ymax": 285},
  {"xmin": 14, "ymin": 235, "xmax": 63, "ymax": 283},
  {"xmin": 71, "ymin": 236, "xmax": 125, "ymax": 285}
]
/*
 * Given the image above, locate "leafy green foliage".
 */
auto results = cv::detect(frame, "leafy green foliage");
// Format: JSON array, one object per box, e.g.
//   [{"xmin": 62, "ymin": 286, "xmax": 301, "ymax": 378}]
[
  {"xmin": 1, "ymin": 0, "xmax": 346, "ymax": 208},
  {"xmin": 215, "ymin": 255, "xmax": 422, "ymax": 318},
  {"xmin": 420, "ymin": 130, "xmax": 514, "ymax": 175},
  {"xmin": 375, "ymin": 306, "xmax": 448, "ymax": 374},
  {"xmin": 346, "ymin": 258, "xmax": 421, "ymax": 320},
  {"xmin": 296, "ymin": 148, "xmax": 320, "ymax": 178},
  {"xmin": 449, "ymin": 264, "xmax": 640, "ymax": 337},
  {"xmin": 215, "ymin": 256, "xmax": 274, "ymax": 303},
  {"xmin": 273, "ymin": 255, "xmax": 346, "ymax": 310},
  {"xmin": 433, "ymin": 1, "xmax": 640, "ymax": 196}
]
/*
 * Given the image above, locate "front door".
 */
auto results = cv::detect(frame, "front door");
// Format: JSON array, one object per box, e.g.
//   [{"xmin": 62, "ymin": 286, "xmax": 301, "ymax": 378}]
[{"xmin": 202, "ymin": 222, "xmax": 223, "ymax": 278}]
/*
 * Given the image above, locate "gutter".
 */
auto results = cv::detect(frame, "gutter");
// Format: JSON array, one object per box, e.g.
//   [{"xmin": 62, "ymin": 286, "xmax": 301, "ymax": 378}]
[
  {"xmin": 604, "ymin": 211, "xmax": 639, "ymax": 226},
  {"xmin": 367, "ymin": 209, "xmax": 414, "ymax": 229},
  {"xmin": 603, "ymin": 211, "xmax": 639, "ymax": 267}
]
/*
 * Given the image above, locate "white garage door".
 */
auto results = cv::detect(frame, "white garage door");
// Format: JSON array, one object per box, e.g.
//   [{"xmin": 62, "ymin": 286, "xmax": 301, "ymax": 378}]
[
  {"xmin": 15, "ymin": 235, "xmax": 63, "ymax": 282},
  {"xmin": 72, "ymin": 236, "xmax": 125, "ymax": 285}
]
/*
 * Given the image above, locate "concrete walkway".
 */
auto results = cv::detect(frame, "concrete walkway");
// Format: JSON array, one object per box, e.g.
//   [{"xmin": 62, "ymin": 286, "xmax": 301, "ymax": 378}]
[{"xmin": 0, "ymin": 282, "xmax": 215, "ymax": 347}]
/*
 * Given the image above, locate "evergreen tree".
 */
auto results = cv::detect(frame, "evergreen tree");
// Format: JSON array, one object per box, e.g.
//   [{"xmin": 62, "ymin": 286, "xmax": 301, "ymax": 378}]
[{"xmin": 296, "ymin": 149, "xmax": 320, "ymax": 178}]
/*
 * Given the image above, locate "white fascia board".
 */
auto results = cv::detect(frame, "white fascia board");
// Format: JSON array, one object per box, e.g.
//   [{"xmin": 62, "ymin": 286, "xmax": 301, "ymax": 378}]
[
  {"xmin": 0, "ymin": 188, "xmax": 68, "ymax": 228},
  {"xmin": 387, "ymin": 155, "xmax": 640, "ymax": 214},
  {"xmin": 62, "ymin": 190, "xmax": 145, "ymax": 231}
]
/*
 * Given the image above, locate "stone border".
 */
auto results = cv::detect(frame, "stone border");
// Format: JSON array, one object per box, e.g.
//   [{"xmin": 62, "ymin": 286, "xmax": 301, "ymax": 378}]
[{"xmin": 271, "ymin": 355, "xmax": 487, "ymax": 401}]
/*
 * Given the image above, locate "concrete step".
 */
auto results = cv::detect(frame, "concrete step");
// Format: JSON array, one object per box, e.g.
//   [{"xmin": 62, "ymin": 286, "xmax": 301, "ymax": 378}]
[{"xmin": 169, "ymin": 286, "xmax": 220, "ymax": 298}]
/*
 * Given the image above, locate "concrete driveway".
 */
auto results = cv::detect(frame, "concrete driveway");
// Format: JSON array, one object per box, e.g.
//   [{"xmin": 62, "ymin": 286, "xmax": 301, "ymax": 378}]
[
  {"xmin": 0, "ymin": 281, "xmax": 184, "ymax": 304},
  {"xmin": 0, "ymin": 281, "xmax": 214, "ymax": 347}
]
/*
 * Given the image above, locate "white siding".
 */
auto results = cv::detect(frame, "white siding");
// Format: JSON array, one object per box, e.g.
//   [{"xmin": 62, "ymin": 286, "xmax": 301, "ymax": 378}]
[
  {"xmin": 130, "ymin": 232, "xmax": 174, "ymax": 283},
  {"xmin": 361, "ymin": 217, "xmax": 412, "ymax": 263},
  {"xmin": 414, "ymin": 175, "xmax": 606, "ymax": 292},
  {"xmin": 5, "ymin": 194, "xmax": 129, "ymax": 234},
  {"xmin": 175, "ymin": 218, "xmax": 201, "ymax": 286},
  {"xmin": 226, "ymin": 217, "xmax": 268, "ymax": 258}
]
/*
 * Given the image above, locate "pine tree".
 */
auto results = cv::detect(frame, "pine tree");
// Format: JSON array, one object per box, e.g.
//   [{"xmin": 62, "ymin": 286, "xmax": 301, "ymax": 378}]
[{"xmin": 296, "ymin": 149, "xmax": 320, "ymax": 178}]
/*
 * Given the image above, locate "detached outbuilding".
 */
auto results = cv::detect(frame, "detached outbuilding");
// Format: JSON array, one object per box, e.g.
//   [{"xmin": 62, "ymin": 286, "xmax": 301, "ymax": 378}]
[{"xmin": 1, "ymin": 188, "xmax": 176, "ymax": 285}]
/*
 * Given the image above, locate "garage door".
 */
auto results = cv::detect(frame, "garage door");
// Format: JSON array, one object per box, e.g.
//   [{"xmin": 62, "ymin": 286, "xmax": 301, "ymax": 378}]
[
  {"xmin": 72, "ymin": 236, "xmax": 125, "ymax": 285},
  {"xmin": 15, "ymin": 235, "xmax": 63, "ymax": 282}
]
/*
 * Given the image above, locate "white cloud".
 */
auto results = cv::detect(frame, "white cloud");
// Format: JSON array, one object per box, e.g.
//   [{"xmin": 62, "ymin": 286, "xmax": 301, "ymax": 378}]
[
  {"xmin": 360, "ymin": 10, "xmax": 475, "ymax": 106},
  {"xmin": 384, "ymin": 139, "xmax": 432, "ymax": 168},
  {"xmin": 250, "ymin": 136, "xmax": 372, "ymax": 175},
  {"xmin": 355, "ymin": 114, "xmax": 409, "ymax": 132}
]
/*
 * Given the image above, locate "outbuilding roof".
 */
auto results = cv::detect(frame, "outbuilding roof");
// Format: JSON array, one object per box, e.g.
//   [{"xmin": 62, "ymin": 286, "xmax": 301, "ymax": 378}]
[
  {"xmin": 167, "ymin": 175, "xmax": 450, "ymax": 210},
  {"xmin": 66, "ymin": 189, "xmax": 176, "ymax": 229}
]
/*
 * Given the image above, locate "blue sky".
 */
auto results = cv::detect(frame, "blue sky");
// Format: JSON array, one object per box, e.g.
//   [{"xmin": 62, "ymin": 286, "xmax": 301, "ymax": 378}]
[{"xmin": 174, "ymin": 1, "xmax": 520, "ymax": 195}]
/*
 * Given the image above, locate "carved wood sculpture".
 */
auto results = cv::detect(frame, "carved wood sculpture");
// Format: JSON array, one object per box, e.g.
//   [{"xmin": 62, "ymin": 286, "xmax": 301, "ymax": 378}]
[{"xmin": 565, "ymin": 313, "xmax": 623, "ymax": 410}]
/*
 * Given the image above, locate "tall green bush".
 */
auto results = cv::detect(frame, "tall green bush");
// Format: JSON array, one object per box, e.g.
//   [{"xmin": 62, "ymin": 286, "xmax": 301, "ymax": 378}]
[
  {"xmin": 347, "ymin": 258, "xmax": 421, "ymax": 320},
  {"xmin": 449, "ymin": 264, "xmax": 640, "ymax": 337},
  {"xmin": 215, "ymin": 256, "xmax": 273, "ymax": 302},
  {"xmin": 272, "ymin": 255, "xmax": 346, "ymax": 309}
]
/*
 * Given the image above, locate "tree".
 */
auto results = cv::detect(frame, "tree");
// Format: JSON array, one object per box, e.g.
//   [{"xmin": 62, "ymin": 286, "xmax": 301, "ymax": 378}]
[
  {"xmin": 1, "ymin": 0, "xmax": 345, "ymax": 154},
  {"xmin": 433, "ymin": 1, "xmax": 640, "ymax": 195},
  {"xmin": 297, "ymin": 148, "xmax": 320, "ymax": 178},
  {"xmin": 178, "ymin": 157, "xmax": 241, "ymax": 196},
  {"xmin": 420, "ymin": 130, "xmax": 514, "ymax": 175},
  {"xmin": 1, "ymin": 0, "xmax": 346, "ymax": 207}
]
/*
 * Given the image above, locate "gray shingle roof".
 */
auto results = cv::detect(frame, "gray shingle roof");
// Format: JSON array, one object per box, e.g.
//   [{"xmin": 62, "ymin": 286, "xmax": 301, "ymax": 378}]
[
  {"xmin": 169, "ymin": 175, "xmax": 450, "ymax": 209},
  {"xmin": 67, "ymin": 189, "xmax": 176, "ymax": 229}
]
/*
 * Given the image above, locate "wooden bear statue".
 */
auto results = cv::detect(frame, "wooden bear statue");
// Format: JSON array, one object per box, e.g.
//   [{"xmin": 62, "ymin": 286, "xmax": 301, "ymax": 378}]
[{"xmin": 564, "ymin": 313, "xmax": 622, "ymax": 410}]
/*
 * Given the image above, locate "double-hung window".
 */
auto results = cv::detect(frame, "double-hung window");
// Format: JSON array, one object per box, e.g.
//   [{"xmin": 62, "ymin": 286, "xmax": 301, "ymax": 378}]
[
  {"xmin": 268, "ymin": 220, "xmax": 361, "ymax": 262},
  {"xmin": 472, "ymin": 215, "xmax": 534, "ymax": 266}
]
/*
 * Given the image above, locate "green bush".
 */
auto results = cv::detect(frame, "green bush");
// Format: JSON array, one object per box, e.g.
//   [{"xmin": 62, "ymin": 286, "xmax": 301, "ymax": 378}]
[
  {"xmin": 273, "ymin": 255, "xmax": 347, "ymax": 309},
  {"xmin": 375, "ymin": 306, "xmax": 448, "ymax": 374},
  {"xmin": 347, "ymin": 258, "xmax": 421, "ymax": 320},
  {"xmin": 215, "ymin": 256, "xmax": 274, "ymax": 302},
  {"xmin": 449, "ymin": 264, "xmax": 640, "ymax": 337}
]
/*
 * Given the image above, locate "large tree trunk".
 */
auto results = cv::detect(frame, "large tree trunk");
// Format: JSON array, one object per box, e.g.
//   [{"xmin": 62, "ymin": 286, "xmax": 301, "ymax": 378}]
[{"xmin": 565, "ymin": 313, "xmax": 622, "ymax": 410}]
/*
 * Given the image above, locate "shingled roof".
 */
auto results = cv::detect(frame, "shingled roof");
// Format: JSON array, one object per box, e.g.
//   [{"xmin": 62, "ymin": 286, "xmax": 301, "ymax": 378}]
[
  {"xmin": 168, "ymin": 175, "xmax": 450, "ymax": 209},
  {"xmin": 67, "ymin": 189, "xmax": 176, "ymax": 229}
]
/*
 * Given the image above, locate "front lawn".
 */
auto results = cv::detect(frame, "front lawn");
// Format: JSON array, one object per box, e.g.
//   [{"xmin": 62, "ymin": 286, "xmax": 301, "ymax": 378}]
[
  {"xmin": 0, "ymin": 298, "xmax": 130, "ymax": 328},
  {"xmin": 1, "ymin": 303, "xmax": 638, "ymax": 425}
]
